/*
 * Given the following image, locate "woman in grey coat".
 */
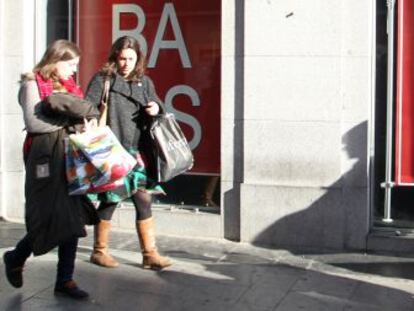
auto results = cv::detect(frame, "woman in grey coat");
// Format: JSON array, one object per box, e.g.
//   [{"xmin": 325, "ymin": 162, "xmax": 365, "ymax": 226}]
[{"xmin": 85, "ymin": 36, "xmax": 171, "ymax": 270}]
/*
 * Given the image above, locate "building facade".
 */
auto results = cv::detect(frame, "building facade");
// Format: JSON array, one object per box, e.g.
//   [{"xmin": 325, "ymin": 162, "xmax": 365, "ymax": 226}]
[{"xmin": 1, "ymin": 0, "xmax": 408, "ymax": 252}]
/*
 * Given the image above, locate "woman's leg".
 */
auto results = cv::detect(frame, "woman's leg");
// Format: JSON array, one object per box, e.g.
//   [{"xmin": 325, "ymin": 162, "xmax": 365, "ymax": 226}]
[
  {"xmin": 90, "ymin": 202, "xmax": 119, "ymax": 268},
  {"xmin": 131, "ymin": 191, "xmax": 171, "ymax": 270},
  {"xmin": 56, "ymin": 236, "xmax": 78, "ymax": 285},
  {"xmin": 96, "ymin": 202, "xmax": 117, "ymax": 221},
  {"xmin": 54, "ymin": 237, "xmax": 89, "ymax": 299},
  {"xmin": 131, "ymin": 190, "xmax": 152, "ymax": 221},
  {"xmin": 3, "ymin": 234, "xmax": 33, "ymax": 288},
  {"xmin": 7, "ymin": 234, "xmax": 33, "ymax": 266}
]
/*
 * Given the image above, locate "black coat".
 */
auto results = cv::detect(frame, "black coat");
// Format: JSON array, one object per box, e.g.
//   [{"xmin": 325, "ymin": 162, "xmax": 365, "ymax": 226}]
[{"xmin": 25, "ymin": 93, "xmax": 100, "ymax": 256}]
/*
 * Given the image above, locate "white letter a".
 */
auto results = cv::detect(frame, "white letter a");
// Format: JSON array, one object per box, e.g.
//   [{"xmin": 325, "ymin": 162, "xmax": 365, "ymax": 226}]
[{"xmin": 148, "ymin": 3, "xmax": 191, "ymax": 68}]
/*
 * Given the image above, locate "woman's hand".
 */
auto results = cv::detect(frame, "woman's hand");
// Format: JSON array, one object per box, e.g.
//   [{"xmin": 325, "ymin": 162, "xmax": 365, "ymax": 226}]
[
  {"xmin": 82, "ymin": 118, "xmax": 98, "ymax": 132},
  {"xmin": 145, "ymin": 101, "xmax": 160, "ymax": 116}
]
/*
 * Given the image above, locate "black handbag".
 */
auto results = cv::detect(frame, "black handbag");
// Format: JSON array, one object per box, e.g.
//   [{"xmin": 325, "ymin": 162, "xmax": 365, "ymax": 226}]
[{"xmin": 150, "ymin": 113, "xmax": 194, "ymax": 182}]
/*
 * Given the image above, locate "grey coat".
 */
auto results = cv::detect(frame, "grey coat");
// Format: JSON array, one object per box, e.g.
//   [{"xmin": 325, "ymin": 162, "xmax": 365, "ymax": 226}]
[
  {"xmin": 85, "ymin": 73, "xmax": 165, "ymax": 151},
  {"xmin": 18, "ymin": 80, "xmax": 63, "ymax": 133}
]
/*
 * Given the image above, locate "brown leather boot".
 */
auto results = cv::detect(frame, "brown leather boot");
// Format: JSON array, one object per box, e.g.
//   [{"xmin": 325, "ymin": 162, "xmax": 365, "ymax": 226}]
[
  {"xmin": 201, "ymin": 176, "xmax": 219, "ymax": 207},
  {"xmin": 136, "ymin": 217, "xmax": 172, "ymax": 270},
  {"xmin": 90, "ymin": 220, "xmax": 119, "ymax": 268}
]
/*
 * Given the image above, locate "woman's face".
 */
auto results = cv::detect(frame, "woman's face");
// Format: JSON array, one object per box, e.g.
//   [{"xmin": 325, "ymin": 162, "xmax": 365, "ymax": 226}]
[
  {"xmin": 55, "ymin": 57, "xmax": 79, "ymax": 80},
  {"xmin": 116, "ymin": 48, "xmax": 138, "ymax": 77}
]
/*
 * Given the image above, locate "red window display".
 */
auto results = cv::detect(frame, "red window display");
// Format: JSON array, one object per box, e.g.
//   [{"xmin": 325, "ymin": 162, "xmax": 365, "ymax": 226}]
[
  {"xmin": 75, "ymin": 1, "xmax": 221, "ymax": 175},
  {"xmin": 395, "ymin": 0, "xmax": 414, "ymax": 185}
]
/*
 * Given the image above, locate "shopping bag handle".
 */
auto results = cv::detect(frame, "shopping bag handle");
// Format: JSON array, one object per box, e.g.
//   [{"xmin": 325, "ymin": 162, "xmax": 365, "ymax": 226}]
[{"xmin": 99, "ymin": 78, "xmax": 111, "ymax": 127}]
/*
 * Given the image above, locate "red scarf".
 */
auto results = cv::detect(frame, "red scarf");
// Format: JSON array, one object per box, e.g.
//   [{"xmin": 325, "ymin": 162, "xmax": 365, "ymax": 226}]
[
  {"xmin": 35, "ymin": 73, "xmax": 84, "ymax": 100},
  {"xmin": 23, "ymin": 74, "xmax": 85, "ymax": 158}
]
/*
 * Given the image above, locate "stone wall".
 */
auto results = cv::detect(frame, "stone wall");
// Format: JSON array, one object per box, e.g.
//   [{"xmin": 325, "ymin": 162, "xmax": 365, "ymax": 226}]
[{"xmin": 239, "ymin": 1, "xmax": 374, "ymax": 250}]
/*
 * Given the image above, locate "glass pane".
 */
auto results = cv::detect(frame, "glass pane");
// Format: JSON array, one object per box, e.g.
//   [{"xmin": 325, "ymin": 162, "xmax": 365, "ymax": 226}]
[{"xmin": 155, "ymin": 175, "xmax": 220, "ymax": 210}]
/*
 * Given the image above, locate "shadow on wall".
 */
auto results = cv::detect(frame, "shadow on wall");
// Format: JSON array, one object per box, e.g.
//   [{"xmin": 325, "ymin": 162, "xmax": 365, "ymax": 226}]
[{"xmin": 251, "ymin": 121, "xmax": 369, "ymax": 252}]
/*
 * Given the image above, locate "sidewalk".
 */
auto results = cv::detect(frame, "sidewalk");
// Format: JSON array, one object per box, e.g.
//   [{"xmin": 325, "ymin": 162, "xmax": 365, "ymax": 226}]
[{"xmin": 1, "ymin": 220, "xmax": 414, "ymax": 310}]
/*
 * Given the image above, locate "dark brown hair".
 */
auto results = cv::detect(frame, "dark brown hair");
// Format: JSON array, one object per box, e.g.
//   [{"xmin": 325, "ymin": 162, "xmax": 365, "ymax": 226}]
[{"xmin": 101, "ymin": 36, "xmax": 146, "ymax": 82}]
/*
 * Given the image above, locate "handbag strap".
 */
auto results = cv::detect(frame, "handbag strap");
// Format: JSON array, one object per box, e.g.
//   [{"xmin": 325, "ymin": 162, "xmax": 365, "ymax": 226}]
[
  {"xmin": 98, "ymin": 77, "xmax": 111, "ymax": 127},
  {"xmin": 101, "ymin": 77, "xmax": 110, "ymax": 105}
]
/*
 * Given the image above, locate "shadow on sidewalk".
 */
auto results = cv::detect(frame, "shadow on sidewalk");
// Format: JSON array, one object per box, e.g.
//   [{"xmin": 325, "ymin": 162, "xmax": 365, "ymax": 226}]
[
  {"xmin": 1, "ymin": 226, "xmax": 414, "ymax": 310},
  {"xmin": 329, "ymin": 261, "xmax": 414, "ymax": 280}
]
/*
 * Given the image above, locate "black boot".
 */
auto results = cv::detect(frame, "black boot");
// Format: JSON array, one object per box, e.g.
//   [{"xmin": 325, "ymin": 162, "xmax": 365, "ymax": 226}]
[
  {"xmin": 3, "ymin": 251, "xmax": 24, "ymax": 288},
  {"xmin": 54, "ymin": 280, "xmax": 89, "ymax": 300}
]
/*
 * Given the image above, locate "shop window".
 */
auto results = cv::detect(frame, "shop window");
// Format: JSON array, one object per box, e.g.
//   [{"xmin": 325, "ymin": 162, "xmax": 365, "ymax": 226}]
[
  {"xmin": 374, "ymin": 0, "xmax": 414, "ymax": 228},
  {"xmin": 46, "ymin": 0, "xmax": 71, "ymax": 43},
  {"xmin": 74, "ymin": 1, "xmax": 221, "ymax": 212}
]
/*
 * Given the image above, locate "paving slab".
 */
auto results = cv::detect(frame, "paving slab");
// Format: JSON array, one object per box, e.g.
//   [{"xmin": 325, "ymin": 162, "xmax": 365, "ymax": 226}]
[{"xmin": 1, "ymin": 221, "xmax": 414, "ymax": 310}]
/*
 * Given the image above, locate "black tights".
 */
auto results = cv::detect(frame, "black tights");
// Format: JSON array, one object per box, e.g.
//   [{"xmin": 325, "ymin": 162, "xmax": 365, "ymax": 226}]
[{"xmin": 97, "ymin": 190, "xmax": 152, "ymax": 221}]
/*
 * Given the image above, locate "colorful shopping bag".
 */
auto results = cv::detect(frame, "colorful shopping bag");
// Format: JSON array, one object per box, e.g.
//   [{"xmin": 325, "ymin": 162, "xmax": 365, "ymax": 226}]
[
  {"xmin": 64, "ymin": 138, "xmax": 103, "ymax": 195},
  {"xmin": 65, "ymin": 126, "xmax": 137, "ymax": 195}
]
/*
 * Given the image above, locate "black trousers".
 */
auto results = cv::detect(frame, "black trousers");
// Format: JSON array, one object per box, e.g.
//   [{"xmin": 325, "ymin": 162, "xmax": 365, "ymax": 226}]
[{"xmin": 9, "ymin": 234, "xmax": 78, "ymax": 285}]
